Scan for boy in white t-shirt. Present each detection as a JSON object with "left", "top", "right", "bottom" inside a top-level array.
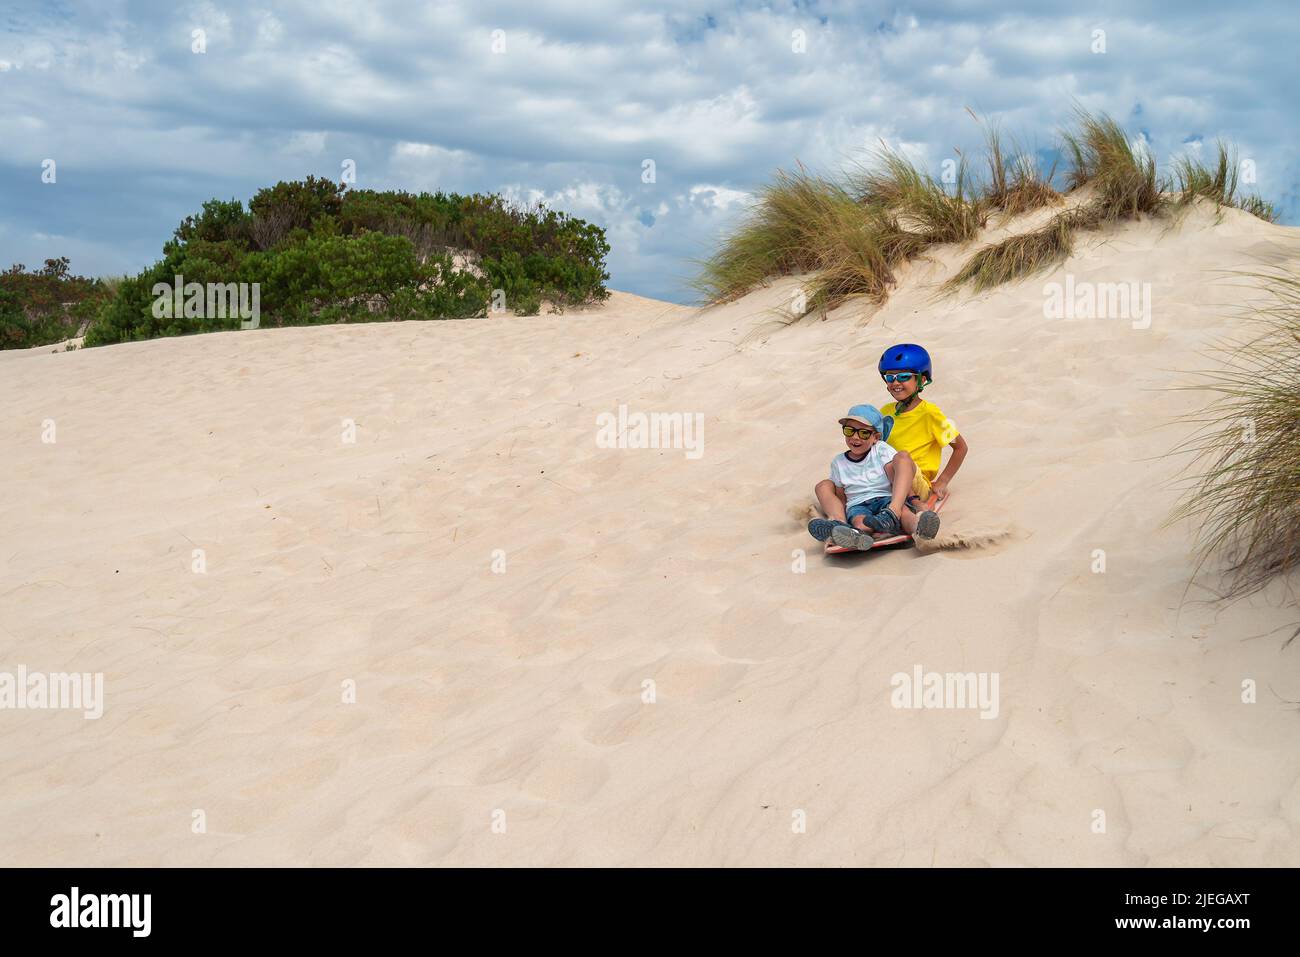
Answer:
[{"left": 807, "top": 404, "right": 940, "bottom": 549}]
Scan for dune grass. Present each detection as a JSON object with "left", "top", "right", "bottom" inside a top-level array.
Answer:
[
  {"left": 694, "top": 147, "right": 987, "bottom": 313},
  {"left": 691, "top": 165, "right": 848, "bottom": 305},
  {"left": 698, "top": 108, "right": 1279, "bottom": 309},
  {"left": 948, "top": 115, "right": 1278, "bottom": 296},
  {"left": 1173, "top": 141, "right": 1238, "bottom": 208},
  {"left": 690, "top": 165, "right": 912, "bottom": 310},
  {"left": 1061, "top": 109, "right": 1162, "bottom": 219},
  {"left": 1237, "top": 195, "right": 1279, "bottom": 222},
  {"left": 851, "top": 145, "right": 987, "bottom": 244},
  {"left": 1170, "top": 266, "right": 1300, "bottom": 608},
  {"left": 941, "top": 206, "right": 1090, "bottom": 293},
  {"left": 942, "top": 110, "right": 1166, "bottom": 294},
  {"left": 804, "top": 211, "right": 907, "bottom": 312},
  {"left": 1172, "top": 141, "right": 1278, "bottom": 222},
  {"left": 978, "top": 121, "right": 1062, "bottom": 217}
]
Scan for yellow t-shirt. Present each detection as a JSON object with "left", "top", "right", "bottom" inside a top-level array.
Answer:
[{"left": 880, "top": 399, "right": 957, "bottom": 480}]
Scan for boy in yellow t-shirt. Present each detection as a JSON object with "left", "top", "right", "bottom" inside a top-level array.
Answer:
[{"left": 877, "top": 343, "right": 968, "bottom": 503}]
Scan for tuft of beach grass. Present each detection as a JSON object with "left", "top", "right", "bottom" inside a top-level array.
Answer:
[
  {"left": 976, "top": 116, "right": 1062, "bottom": 218},
  {"left": 1172, "top": 140, "right": 1278, "bottom": 223},
  {"left": 697, "top": 108, "right": 1279, "bottom": 308},
  {"left": 1169, "top": 265, "right": 1300, "bottom": 605}
]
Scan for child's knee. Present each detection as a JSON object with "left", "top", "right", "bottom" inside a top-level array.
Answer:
[{"left": 815, "top": 478, "right": 835, "bottom": 495}]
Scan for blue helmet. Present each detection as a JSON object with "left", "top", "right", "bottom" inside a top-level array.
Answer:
[{"left": 878, "top": 343, "right": 933, "bottom": 384}]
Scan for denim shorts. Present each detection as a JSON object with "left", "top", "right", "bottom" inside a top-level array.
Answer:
[{"left": 846, "top": 496, "right": 893, "bottom": 523}]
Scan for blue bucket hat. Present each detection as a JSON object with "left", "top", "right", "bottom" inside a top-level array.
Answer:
[{"left": 838, "top": 404, "right": 893, "bottom": 442}]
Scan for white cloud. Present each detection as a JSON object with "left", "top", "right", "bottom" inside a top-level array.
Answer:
[
  {"left": 187, "top": 1, "right": 234, "bottom": 43},
  {"left": 256, "top": 11, "right": 284, "bottom": 45},
  {"left": 0, "top": 0, "right": 1295, "bottom": 301},
  {"left": 284, "top": 131, "right": 328, "bottom": 155},
  {"left": 687, "top": 184, "right": 751, "bottom": 211}
]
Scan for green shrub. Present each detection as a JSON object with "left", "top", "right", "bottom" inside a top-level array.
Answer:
[
  {"left": 0, "top": 287, "right": 67, "bottom": 348},
  {"left": 335, "top": 188, "right": 610, "bottom": 308},
  {"left": 338, "top": 189, "right": 470, "bottom": 253},
  {"left": 253, "top": 232, "right": 420, "bottom": 320},
  {"left": 249, "top": 176, "right": 345, "bottom": 235},
  {"left": 83, "top": 259, "right": 194, "bottom": 345},
  {"left": 0, "top": 259, "right": 112, "bottom": 349},
  {"left": 79, "top": 178, "right": 606, "bottom": 345},
  {"left": 508, "top": 285, "right": 544, "bottom": 316},
  {"left": 86, "top": 239, "right": 264, "bottom": 345},
  {"left": 169, "top": 199, "right": 252, "bottom": 250}
]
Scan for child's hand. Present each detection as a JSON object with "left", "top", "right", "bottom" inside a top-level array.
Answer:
[{"left": 931, "top": 478, "right": 950, "bottom": 500}]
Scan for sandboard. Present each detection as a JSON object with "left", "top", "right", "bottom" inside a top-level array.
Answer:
[{"left": 823, "top": 493, "right": 948, "bottom": 555}]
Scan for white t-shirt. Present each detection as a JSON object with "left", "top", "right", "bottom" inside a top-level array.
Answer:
[{"left": 829, "top": 441, "right": 897, "bottom": 506}]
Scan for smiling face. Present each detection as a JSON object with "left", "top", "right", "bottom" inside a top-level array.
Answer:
[
  {"left": 883, "top": 369, "right": 922, "bottom": 405},
  {"left": 842, "top": 421, "right": 878, "bottom": 455}
]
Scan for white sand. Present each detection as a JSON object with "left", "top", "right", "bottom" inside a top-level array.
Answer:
[{"left": 1, "top": 206, "right": 1298, "bottom": 866}]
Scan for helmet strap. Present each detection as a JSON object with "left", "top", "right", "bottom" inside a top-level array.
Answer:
[{"left": 897, "top": 377, "right": 924, "bottom": 411}]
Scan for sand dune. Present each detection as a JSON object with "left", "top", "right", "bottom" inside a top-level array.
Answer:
[{"left": 1, "top": 206, "right": 1298, "bottom": 866}]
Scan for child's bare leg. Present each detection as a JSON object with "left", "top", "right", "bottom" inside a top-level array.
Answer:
[
  {"left": 887, "top": 452, "right": 916, "bottom": 518},
  {"left": 814, "top": 480, "right": 848, "bottom": 522}
]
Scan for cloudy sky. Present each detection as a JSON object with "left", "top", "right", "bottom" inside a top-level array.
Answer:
[{"left": 2, "top": 1, "right": 1296, "bottom": 303}]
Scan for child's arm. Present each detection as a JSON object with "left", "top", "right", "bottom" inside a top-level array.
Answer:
[{"left": 931, "top": 433, "right": 968, "bottom": 498}]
